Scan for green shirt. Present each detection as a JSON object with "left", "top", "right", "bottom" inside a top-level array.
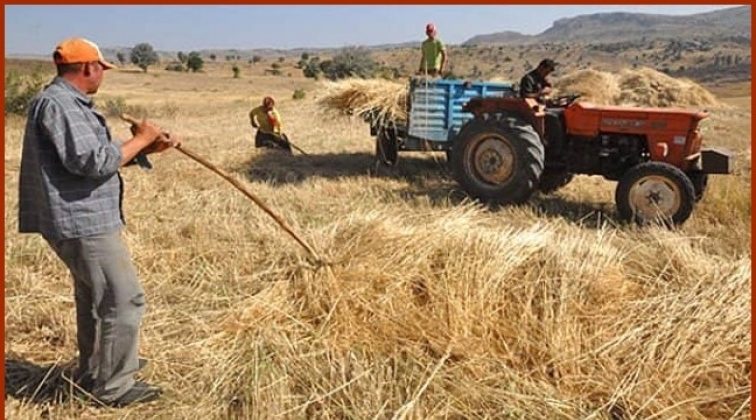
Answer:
[{"left": 421, "top": 37, "right": 446, "bottom": 71}]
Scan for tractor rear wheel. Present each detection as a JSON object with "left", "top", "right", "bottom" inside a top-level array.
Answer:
[
  {"left": 451, "top": 116, "right": 544, "bottom": 205},
  {"left": 615, "top": 162, "right": 696, "bottom": 226},
  {"left": 375, "top": 129, "right": 398, "bottom": 167}
]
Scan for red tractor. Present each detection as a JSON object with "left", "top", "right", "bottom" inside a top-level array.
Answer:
[{"left": 450, "top": 94, "right": 732, "bottom": 225}]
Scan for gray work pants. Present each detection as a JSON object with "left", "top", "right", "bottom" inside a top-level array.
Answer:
[{"left": 46, "top": 231, "right": 145, "bottom": 402}]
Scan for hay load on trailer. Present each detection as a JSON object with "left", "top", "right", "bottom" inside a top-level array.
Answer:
[{"left": 318, "top": 76, "right": 517, "bottom": 166}]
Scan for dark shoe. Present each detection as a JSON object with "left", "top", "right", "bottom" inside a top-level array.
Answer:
[
  {"left": 105, "top": 381, "right": 162, "bottom": 407},
  {"left": 74, "top": 358, "right": 148, "bottom": 393}
]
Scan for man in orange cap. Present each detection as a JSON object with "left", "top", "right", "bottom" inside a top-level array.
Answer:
[
  {"left": 249, "top": 96, "right": 292, "bottom": 153},
  {"left": 18, "top": 37, "right": 180, "bottom": 407},
  {"left": 418, "top": 23, "right": 447, "bottom": 77}
]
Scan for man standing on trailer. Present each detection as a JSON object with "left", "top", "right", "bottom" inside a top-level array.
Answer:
[{"left": 418, "top": 23, "right": 447, "bottom": 77}]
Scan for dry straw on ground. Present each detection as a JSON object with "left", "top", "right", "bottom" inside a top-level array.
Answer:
[
  {"left": 4, "top": 61, "right": 751, "bottom": 420},
  {"left": 553, "top": 67, "right": 723, "bottom": 108}
]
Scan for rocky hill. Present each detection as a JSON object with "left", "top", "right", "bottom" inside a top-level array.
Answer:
[{"left": 464, "top": 6, "right": 751, "bottom": 45}]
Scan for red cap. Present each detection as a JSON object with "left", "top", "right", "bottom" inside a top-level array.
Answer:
[
  {"left": 426, "top": 23, "right": 436, "bottom": 34},
  {"left": 53, "top": 37, "right": 116, "bottom": 70}
]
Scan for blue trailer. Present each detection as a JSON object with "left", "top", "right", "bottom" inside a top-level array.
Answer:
[{"left": 369, "top": 77, "right": 517, "bottom": 165}]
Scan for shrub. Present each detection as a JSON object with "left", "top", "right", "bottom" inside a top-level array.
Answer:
[
  {"left": 318, "top": 47, "right": 377, "bottom": 81},
  {"left": 232, "top": 65, "right": 241, "bottom": 78},
  {"left": 292, "top": 88, "right": 306, "bottom": 100},
  {"left": 5, "top": 70, "right": 45, "bottom": 116},
  {"left": 165, "top": 62, "right": 185, "bottom": 72},
  {"left": 185, "top": 52, "right": 204, "bottom": 73},
  {"left": 99, "top": 96, "right": 148, "bottom": 119}
]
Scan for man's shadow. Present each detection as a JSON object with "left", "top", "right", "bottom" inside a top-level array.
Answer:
[{"left": 5, "top": 355, "right": 85, "bottom": 404}]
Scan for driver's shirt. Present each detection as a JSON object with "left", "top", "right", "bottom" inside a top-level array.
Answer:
[{"left": 519, "top": 69, "right": 551, "bottom": 99}]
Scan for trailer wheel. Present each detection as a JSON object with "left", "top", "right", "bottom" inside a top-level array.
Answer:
[
  {"left": 615, "top": 162, "right": 696, "bottom": 226},
  {"left": 451, "top": 116, "right": 544, "bottom": 205},
  {"left": 375, "top": 129, "right": 398, "bottom": 167}
]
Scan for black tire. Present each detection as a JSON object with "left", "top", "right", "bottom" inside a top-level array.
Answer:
[
  {"left": 451, "top": 115, "right": 545, "bottom": 205},
  {"left": 375, "top": 129, "right": 398, "bottom": 167},
  {"left": 687, "top": 171, "right": 709, "bottom": 202},
  {"left": 615, "top": 162, "right": 696, "bottom": 226},
  {"left": 538, "top": 169, "right": 574, "bottom": 193}
]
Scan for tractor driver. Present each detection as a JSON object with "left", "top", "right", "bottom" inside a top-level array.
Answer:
[{"left": 519, "top": 59, "right": 558, "bottom": 102}]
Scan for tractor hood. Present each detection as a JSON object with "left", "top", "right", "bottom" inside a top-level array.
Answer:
[{"left": 564, "top": 101, "right": 709, "bottom": 137}]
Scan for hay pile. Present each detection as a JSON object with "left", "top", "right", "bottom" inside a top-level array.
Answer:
[
  {"left": 553, "top": 67, "right": 722, "bottom": 108},
  {"left": 316, "top": 78, "right": 408, "bottom": 124}
]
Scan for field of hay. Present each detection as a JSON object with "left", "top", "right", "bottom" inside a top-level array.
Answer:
[{"left": 4, "top": 60, "right": 751, "bottom": 420}]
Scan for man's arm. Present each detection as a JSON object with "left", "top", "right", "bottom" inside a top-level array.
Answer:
[
  {"left": 267, "top": 109, "right": 282, "bottom": 134},
  {"left": 438, "top": 40, "right": 447, "bottom": 74},
  {"left": 249, "top": 107, "right": 260, "bottom": 128},
  {"left": 38, "top": 99, "right": 158, "bottom": 176}
]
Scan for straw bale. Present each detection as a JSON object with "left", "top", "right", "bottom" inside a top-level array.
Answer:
[
  {"left": 316, "top": 78, "right": 408, "bottom": 124},
  {"left": 554, "top": 67, "right": 722, "bottom": 108}
]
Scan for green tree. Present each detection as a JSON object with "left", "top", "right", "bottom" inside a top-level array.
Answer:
[
  {"left": 130, "top": 43, "right": 159, "bottom": 72},
  {"left": 177, "top": 51, "right": 188, "bottom": 64},
  {"left": 186, "top": 52, "right": 204, "bottom": 72},
  {"left": 116, "top": 52, "right": 126, "bottom": 66},
  {"left": 302, "top": 57, "right": 321, "bottom": 79},
  {"left": 318, "top": 47, "right": 377, "bottom": 80}
]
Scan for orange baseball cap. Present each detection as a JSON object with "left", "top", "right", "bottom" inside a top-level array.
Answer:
[{"left": 53, "top": 37, "right": 116, "bottom": 70}]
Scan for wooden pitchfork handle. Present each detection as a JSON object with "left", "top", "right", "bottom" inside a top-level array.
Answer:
[{"left": 120, "top": 114, "right": 322, "bottom": 263}]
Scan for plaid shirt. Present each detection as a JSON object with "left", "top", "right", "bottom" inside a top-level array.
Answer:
[{"left": 18, "top": 77, "right": 126, "bottom": 240}]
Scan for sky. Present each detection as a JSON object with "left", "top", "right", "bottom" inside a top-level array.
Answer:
[{"left": 5, "top": 4, "right": 739, "bottom": 55}]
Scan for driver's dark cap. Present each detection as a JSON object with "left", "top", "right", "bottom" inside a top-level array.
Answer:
[{"left": 538, "top": 59, "right": 559, "bottom": 70}]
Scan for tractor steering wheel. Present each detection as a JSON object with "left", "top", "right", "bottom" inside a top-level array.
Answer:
[{"left": 549, "top": 93, "right": 581, "bottom": 107}]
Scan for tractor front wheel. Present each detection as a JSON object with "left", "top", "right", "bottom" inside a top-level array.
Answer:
[
  {"left": 451, "top": 116, "right": 544, "bottom": 205},
  {"left": 615, "top": 162, "right": 696, "bottom": 226},
  {"left": 687, "top": 170, "right": 709, "bottom": 202}
]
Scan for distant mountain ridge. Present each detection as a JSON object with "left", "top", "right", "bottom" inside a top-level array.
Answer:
[{"left": 464, "top": 5, "right": 751, "bottom": 45}]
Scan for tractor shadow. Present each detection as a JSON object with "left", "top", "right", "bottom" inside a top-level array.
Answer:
[
  {"left": 5, "top": 355, "right": 83, "bottom": 404},
  {"left": 240, "top": 149, "right": 624, "bottom": 229},
  {"left": 525, "top": 195, "right": 623, "bottom": 229},
  {"left": 240, "top": 149, "right": 454, "bottom": 189}
]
